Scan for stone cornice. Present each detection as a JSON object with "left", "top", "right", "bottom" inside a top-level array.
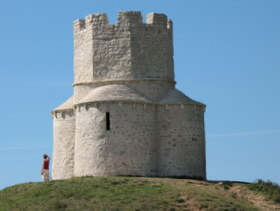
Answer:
[
  {"left": 51, "top": 101, "right": 206, "bottom": 115},
  {"left": 72, "top": 78, "right": 176, "bottom": 87}
]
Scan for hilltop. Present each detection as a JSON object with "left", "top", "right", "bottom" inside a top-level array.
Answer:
[{"left": 0, "top": 177, "right": 279, "bottom": 210}]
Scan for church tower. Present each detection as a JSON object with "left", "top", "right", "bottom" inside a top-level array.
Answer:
[{"left": 52, "top": 11, "right": 206, "bottom": 179}]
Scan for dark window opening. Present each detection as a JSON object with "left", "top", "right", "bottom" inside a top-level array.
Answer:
[{"left": 106, "top": 112, "right": 110, "bottom": 130}]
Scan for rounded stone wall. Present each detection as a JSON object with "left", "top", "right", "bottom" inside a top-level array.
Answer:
[
  {"left": 52, "top": 110, "right": 75, "bottom": 179},
  {"left": 157, "top": 104, "right": 206, "bottom": 179},
  {"left": 74, "top": 102, "right": 157, "bottom": 177}
]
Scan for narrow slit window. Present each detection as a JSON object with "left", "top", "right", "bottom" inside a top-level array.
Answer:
[{"left": 106, "top": 112, "right": 110, "bottom": 130}]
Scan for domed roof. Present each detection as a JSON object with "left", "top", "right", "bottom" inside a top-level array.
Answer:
[
  {"left": 53, "top": 96, "right": 74, "bottom": 111},
  {"left": 159, "top": 88, "right": 204, "bottom": 105},
  {"left": 76, "top": 85, "right": 151, "bottom": 105}
]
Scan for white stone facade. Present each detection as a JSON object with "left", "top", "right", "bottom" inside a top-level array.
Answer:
[{"left": 52, "top": 11, "right": 206, "bottom": 180}]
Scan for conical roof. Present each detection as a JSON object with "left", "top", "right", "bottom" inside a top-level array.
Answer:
[
  {"left": 76, "top": 85, "right": 151, "bottom": 105},
  {"left": 159, "top": 88, "right": 204, "bottom": 105},
  {"left": 53, "top": 96, "right": 74, "bottom": 111}
]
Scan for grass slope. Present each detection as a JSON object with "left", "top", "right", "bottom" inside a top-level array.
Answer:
[
  {"left": 247, "top": 179, "right": 280, "bottom": 203},
  {"left": 0, "top": 177, "right": 277, "bottom": 210}
]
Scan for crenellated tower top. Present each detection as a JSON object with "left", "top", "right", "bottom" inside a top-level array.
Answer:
[
  {"left": 73, "top": 11, "right": 172, "bottom": 31},
  {"left": 73, "top": 11, "right": 174, "bottom": 86}
]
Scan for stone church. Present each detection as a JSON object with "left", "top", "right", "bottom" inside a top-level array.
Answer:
[{"left": 52, "top": 11, "right": 206, "bottom": 180}]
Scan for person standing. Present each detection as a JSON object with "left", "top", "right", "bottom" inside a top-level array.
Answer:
[{"left": 41, "top": 154, "right": 51, "bottom": 181}]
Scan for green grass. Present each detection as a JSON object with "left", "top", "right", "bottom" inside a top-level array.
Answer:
[
  {"left": 0, "top": 177, "right": 263, "bottom": 210},
  {"left": 177, "top": 180, "right": 257, "bottom": 211},
  {"left": 246, "top": 179, "right": 280, "bottom": 204}
]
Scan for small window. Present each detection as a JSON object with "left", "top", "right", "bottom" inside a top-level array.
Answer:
[{"left": 106, "top": 112, "right": 110, "bottom": 130}]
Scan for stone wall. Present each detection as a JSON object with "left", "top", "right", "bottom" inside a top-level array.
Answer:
[
  {"left": 52, "top": 110, "right": 75, "bottom": 179},
  {"left": 74, "top": 102, "right": 157, "bottom": 177},
  {"left": 157, "top": 104, "right": 206, "bottom": 179},
  {"left": 131, "top": 13, "right": 174, "bottom": 80},
  {"left": 73, "top": 19, "right": 93, "bottom": 83}
]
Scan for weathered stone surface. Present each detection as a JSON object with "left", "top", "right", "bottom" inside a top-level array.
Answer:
[
  {"left": 52, "top": 111, "right": 75, "bottom": 179},
  {"left": 76, "top": 84, "right": 152, "bottom": 105},
  {"left": 52, "top": 11, "right": 206, "bottom": 180},
  {"left": 74, "top": 103, "right": 157, "bottom": 176},
  {"left": 159, "top": 88, "right": 198, "bottom": 104},
  {"left": 157, "top": 104, "right": 206, "bottom": 178}
]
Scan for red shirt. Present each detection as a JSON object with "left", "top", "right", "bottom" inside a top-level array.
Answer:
[{"left": 43, "top": 159, "right": 49, "bottom": 170}]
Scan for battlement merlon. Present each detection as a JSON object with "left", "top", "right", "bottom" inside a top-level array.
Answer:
[
  {"left": 73, "top": 19, "right": 86, "bottom": 31},
  {"left": 117, "top": 11, "right": 142, "bottom": 26},
  {"left": 146, "top": 13, "right": 167, "bottom": 27},
  {"left": 73, "top": 11, "right": 173, "bottom": 31},
  {"left": 85, "top": 13, "right": 108, "bottom": 27}
]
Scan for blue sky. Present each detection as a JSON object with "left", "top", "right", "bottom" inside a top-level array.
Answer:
[{"left": 0, "top": 0, "right": 279, "bottom": 189}]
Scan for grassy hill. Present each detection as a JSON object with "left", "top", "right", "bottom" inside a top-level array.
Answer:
[{"left": 0, "top": 177, "right": 279, "bottom": 211}]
